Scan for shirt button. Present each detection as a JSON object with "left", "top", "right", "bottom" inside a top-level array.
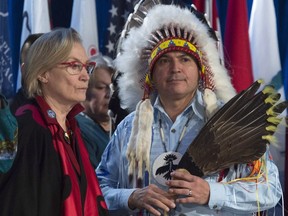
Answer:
[
  {"left": 171, "top": 129, "right": 176, "bottom": 133},
  {"left": 213, "top": 205, "right": 218, "bottom": 209}
]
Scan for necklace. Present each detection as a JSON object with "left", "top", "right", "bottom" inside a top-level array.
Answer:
[
  {"left": 152, "top": 111, "right": 194, "bottom": 185},
  {"left": 158, "top": 112, "right": 194, "bottom": 152},
  {"left": 63, "top": 130, "right": 73, "bottom": 145}
]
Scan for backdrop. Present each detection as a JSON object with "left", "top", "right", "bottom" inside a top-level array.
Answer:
[{"left": 1, "top": 0, "right": 288, "bottom": 214}]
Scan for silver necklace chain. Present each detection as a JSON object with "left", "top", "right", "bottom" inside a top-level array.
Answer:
[{"left": 158, "top": 111, "right": 194, "bottom": 152}]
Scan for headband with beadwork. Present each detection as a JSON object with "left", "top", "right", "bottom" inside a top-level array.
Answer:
[{"left": 148, "top": 38, "right": 204, "bottom": 72}]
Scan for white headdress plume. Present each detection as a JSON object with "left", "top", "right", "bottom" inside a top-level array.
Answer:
[{"left": 115, "top": 1, "right": 236, "bottom": 186}]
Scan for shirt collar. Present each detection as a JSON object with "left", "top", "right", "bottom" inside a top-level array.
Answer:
[{"left": 153, "top": 89, "right": 206, "bottom": 121}]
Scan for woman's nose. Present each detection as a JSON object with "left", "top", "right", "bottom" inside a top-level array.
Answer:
[
  {"left": 105, "top": 85, "right": 112, "bottom": 97},
  {"left": 80, "top": 70, "right": 90, "bottom": 81}
]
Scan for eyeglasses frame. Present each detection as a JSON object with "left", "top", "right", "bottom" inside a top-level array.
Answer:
[{"left": 59, "top": 61, "right": 96, "bottom": 75}]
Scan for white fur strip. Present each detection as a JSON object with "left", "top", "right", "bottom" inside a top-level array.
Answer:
[
  {"left": 126, "top": 100, "right": 142, "bottom": 180},
  {"left": 135, "top": 99, "right": 154, "bottom": 180}
]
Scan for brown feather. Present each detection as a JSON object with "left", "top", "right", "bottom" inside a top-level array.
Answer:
[{"left": 177, "top": 80, "right": 288, "bottom": 177}]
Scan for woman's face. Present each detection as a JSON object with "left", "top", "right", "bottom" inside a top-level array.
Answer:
[
  {"left": 85, "top": 68, "right": 112, "bottom": 119},
  {"left": 40, "top": 42, "right": 90, "bottom": 107}
]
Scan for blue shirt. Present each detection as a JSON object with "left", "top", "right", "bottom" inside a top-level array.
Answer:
[
  {"left": 76, "top": 112, "right": 110, "bottom": 169},
  {"left": 96, "top": 91, "right": 282, "bottom": 215}
]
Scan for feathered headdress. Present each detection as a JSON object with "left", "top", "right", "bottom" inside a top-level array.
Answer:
[{"left": 115, "top": 1, "right": 236, "bottom": 185}]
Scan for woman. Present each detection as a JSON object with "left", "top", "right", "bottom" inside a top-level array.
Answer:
[
  {"left": 76, "top": 54, "right": 115, "bottom": 169},
  {"left": 0, "top": 28, "right": 109, "bottom": 216}
]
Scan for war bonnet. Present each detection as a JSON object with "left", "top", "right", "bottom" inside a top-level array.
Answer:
[
  {"left": 115, "top": 3, "right": 236, "bottom": 116},
  {"left": 114, "top": 1, "right": 236, "bottom": 184}
]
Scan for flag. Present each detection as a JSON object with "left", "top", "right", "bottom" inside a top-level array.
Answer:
[
  {"left": 249, "top": 1, "right": 286, "bottom": 214},
  {"left": 192, "top": 0, "right": 205, "bottom": 12},
  {"left": 284, "top": 48, "right": 288, "bottom": 215},
  {"left": 249, "top": 0, "right": 282, "bottom": 86},
  {"left": 275, "top": 0, "right": 288, "bottom": 100},
  {"left": 192, "top": 0, "right": 225, "bottom": 65},
  {"left": 17, "top": 0, "right": 51, "bottom": 90},
  {"left": 70, "top": 0, "right": 98, "bottom": 58},
  {"left": 275, "top": 0, "right": 288, "bottom": 212},
  {"left": 193, "top": 0, "right": 219, "bottom": 29},
  {"left": 0, "top": 0, "right": 14, "bottom": 99},
  {"left": 96, "top": 0, "right": 136, "bottom": 58},
  {"left": 224, "top": 0, "right": 254, "bottom": 93}
]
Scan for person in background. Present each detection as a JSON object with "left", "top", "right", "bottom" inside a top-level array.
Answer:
[
  {"left": 0, "top": 28, "right": 108, "bottom": 216},
  {"left": 76, "top": 53, "right": 115, "bottom": 169},
  {"left": 10, "top": 33, "right": 43, "bottom": 114},
  {"left": 96, "top": 2, "right": 282, "bottom": 216},
  {"left": 0, "top": 93, "right": 17, "bottom": 173}
]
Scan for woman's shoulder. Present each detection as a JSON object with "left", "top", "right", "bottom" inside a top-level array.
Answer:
[{"left": 15, "top": 100, "right": 48, "bottom": 129}]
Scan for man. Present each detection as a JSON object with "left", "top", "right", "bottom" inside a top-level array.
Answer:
[
  {"left": 10, "top": 33, "right": 43, "bottom": 114},
  {"left": 96, "top": 2, "right": 282, "bottom": 215}
]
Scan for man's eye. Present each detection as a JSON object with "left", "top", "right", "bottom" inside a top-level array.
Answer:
[
  {"left": 158, "top": 58, "right": 169, "bottom": 64},
  {"left": 181, "top": 57, "right": 190, "bottom": 62}
]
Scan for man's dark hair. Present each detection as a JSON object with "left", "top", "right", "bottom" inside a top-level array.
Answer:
[{"left": 20, "top": 33, "right": 44, "bottom": 64}]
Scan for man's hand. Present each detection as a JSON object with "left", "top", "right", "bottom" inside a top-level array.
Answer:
[
  {"left": 128, "top": 184, "right": 176, "bottom": 216},
  {"left": 166, "top": 170, "right": 210, "bottom": 205}
]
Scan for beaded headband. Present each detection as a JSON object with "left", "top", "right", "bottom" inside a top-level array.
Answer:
[{"left": 148, "top": 38, "right": 204, "bottom": 73}]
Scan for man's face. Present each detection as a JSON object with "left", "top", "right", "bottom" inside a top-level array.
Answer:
[{"left": 152, "top": 51, "right": 200, "bottom": 103}]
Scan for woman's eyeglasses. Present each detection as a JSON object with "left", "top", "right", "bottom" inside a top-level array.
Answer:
[{"left": 59, "top": 61, "right": 96, "bottom": 75}]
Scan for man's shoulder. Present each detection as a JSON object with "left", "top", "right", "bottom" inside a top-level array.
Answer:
[{"left": 117, "top": 111, "right": 135, "bottom": 127}]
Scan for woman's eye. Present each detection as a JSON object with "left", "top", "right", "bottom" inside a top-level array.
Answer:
[{"left": 71, "top": 63, "right": 82, "bottom": 70}]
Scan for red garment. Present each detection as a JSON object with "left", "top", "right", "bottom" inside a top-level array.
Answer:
[{"left": 0, "top": 96, "right": 109, "bottom": 216}]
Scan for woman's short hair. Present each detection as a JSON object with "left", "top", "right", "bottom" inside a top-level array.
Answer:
[
  {"left": 23, "top": 28, "right": 82, "bottom": 98},
  {"left": 86, "top": 54, "right": 115, "bottom": 100}
]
